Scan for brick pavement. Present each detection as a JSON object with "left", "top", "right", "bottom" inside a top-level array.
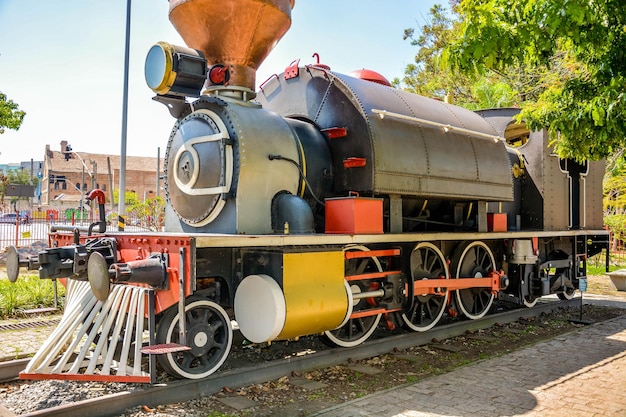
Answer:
[
  {"left": 0, "top": 315, "right": 59, "bottom": 361},
  {"left": 311, "top": 313, "right": 626, "bottom": 417},
  {"left": 0, "top": 267, "right": 60, "bottom": 361}
]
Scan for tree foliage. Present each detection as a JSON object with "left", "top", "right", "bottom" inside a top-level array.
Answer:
[
  {"left": 0, "top": 173, "right": 7, "bottom": 203},
  {"left": 0, "top": 169, "right": 39, "bottom": 203},
  {"left": 604, "top": 149, "right": 626, "bottom": 246},
  {"left": 109, "top": 190, "right": 164, "bottom": 231},
  {"left": 127, "top": 197, "right": 165, "bottom": 231},
  {"left": 443, "top": 0, "right": 626, "bottom": 160},
  {"left": 394, "top": 4, "right": 534, "bottom": 110},
  {"left": 112, "top": 189, "right": 140, "bottom": 206},
  {"left": 394, "top": 5, "right": 474, "bottom": 102},
  {"left": 0, "top": 92, "right": 25, "bottom": 134}
]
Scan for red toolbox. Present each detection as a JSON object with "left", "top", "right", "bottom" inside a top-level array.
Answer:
[
  {"left": 487, "top": 213, "right": 507, "bottom": 232},
  {"left": 325, "top": 195, "right": 383, "bottom": 234}
]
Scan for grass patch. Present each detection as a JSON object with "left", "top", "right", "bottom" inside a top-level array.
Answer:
[
  {"left": 405, "top": 375, "right": 419, "bottom": 383},
  {"left": 587, "top": 264, "right": 623, "bottom": 275},
  {"left": 307, "top": 392, "right": 326, "bottom": 400},
  {"left": 0, "top": 274, "right": 65, "bottom": 318},
  {"left": 587, "top": 251, "right": 625, "bottom": 275}
]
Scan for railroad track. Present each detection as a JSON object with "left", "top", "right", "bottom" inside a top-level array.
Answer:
[
  {"left": 0, "top": 358, "right": 30, "bottom": 383},
  {"left": 4, "top": 298, "right": 578, "bottom": 417}
]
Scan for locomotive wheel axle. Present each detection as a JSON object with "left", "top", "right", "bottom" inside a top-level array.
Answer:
[
  {"left": 346, "top": 271, "right": 508, "bottom": 320},
  {"left": 410, "top": 272, "right": 507, "bottom": 295}
]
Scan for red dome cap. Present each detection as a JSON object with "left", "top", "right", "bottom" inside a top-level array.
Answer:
[{"left": 348, "top": 69, "right": 391, "bottom": 86}]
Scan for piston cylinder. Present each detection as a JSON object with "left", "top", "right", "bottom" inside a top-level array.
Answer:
[{"left": 110, "top": 257, "right": 168, "bottom": 288}]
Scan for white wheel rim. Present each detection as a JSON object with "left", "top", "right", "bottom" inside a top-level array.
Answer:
[
  {"left": 163, "top": 300, "right": 233, "bottom": 379},
  {"left": 454, "top": 241, "right": 496, "bottom": 320},
  {"left": 402, "top": 242, "right": 449, "bottom": 332},
  {"left": 324, "top": 245, "right": 382, "bottom": 347}
]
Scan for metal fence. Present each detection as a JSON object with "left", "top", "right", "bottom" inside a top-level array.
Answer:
[{"left": 0, "top": 209, "right": 146, "bottom": 252}]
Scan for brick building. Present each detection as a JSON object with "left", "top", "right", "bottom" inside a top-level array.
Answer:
[{"left": 42, "top": 141, "right": 163, "bottom": 208}]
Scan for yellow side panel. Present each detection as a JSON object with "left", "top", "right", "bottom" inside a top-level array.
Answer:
[{"left": 279, "top": 251, "right": 347, "bottom": 339}]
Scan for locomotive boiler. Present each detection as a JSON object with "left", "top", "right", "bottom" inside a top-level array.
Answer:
[{"left": 6, "top": 0, "right": 609, "bottom": 383}]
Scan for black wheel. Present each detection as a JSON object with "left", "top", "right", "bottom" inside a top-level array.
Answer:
[
  {"left": 156, "top": 298, "right": 233, "bottom": 379},
  {"left": 402, "top": 242, "right": 449, "bottom": 331},
  {"left": 509, "top": 265, "right": 539, "bottom": 307},
  {"left": 550, "top": 266, "right": 576, "bottom": 300},
  {"left": 523, "top": 294, "right": 539, "bottom": 307},
  {"left": 557, "top": 285, "right": 576, "bottom": 300},
  {"left": 453, "top": 241, "right": 496, "bottom": 320},
  {"left": 323, "top": 246, "right": 382, "bottom": 347}
]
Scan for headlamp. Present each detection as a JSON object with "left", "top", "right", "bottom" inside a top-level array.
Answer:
[{"left": 145, "top": 41, "right": 207, "bottom": 97}]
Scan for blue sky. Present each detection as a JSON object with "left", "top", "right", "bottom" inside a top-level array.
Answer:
[{"left": 0, "top": 0, "right": 440, "bottom": 165}]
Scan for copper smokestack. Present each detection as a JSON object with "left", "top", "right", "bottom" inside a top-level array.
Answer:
[{"left": 169, "top": 0, "right": 294, "bottom": 91}]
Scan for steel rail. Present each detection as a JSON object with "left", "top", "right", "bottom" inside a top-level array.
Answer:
[
  {"left": 17, "top": 298, "right": 578, "bottom": 417},
  {"left": 0, "top": 358, "right": 30, "bottom": 383}
]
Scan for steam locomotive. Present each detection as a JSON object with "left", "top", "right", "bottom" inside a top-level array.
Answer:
[{"left": 6, "top": 0, "right": 608, "bottom": 383}]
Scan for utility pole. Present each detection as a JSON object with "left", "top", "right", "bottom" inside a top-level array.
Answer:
[
  {"left": 90, "top": 160, "right": 97, "bottom": 190},
  {"left": 107, "top": 157, "right": 115, "bottom": 212},
  {"left": 81, "top": 164, "right": 85, "bottom": 214},
  {"left": 155, "top": 147, "right": 160, "bottom": 199},
  {"left": 30, "top": 158, "right": 33, "bottom": 212},
  {"left": 118, "top": 0, "right": 131, "bottom": 231}
]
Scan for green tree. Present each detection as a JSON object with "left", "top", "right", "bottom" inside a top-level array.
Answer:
[
  {"left": 443, "top": 0, "right": 626, "bottom": 160},
  {"left": 395, "top": 4, "right": 527, "bottom": 110},
  {"left": 128, "top": 197, "right": 165, "bottom": 231},
  {"left": 394, "top": 4, "right": 475, "bottom": 102},
  {"left": 603, "top": 150, "right": 626, "bottom": 250},
  {"left": 108, "top": 190, "right": 164, "bottom": 231},
  {"left": 0, "top": 92, "right": 25, "bottom": 134},
  {"left": 112, "top": 189, "right": 140, "bottom": 206},
  {"left": 0, "top": 172, "right": 8, "bottom": 203},
  {"left": 7, "top": 169, "right": 37, "bottom": 186},
  {"left": 0, "top": 169, "right": 39, "bottom": 204}
]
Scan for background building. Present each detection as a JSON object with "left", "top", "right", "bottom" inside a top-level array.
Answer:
[{"left": 42, "top": 141, "right": 163, "bottom": 209}]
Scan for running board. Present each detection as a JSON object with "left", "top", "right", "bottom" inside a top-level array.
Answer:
[{"left": 20, "top": 280, "right": 155, "bottom": 383}]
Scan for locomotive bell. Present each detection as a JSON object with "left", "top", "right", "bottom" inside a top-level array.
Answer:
[{"left": 168, "top": 0, "right": 294, "bottom": 90}]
